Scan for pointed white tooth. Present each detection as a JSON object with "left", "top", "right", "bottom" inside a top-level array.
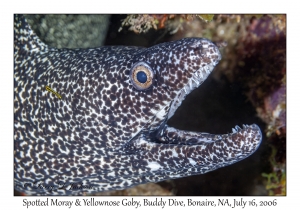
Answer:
[
  {"left": 232, "top": 128, "right": 237, "bottom": 133},
  {"left": 189, "top": 80, "right": 193, "bottom": 89},
  {"left": 235, "top": 125, "right": 242, "bottom": 130},
  {"left": 187, "top": 85, "right": 190, "bottom": 92},
  {"left": 192, "top": 77, "right": 199, "bottom": 85}
]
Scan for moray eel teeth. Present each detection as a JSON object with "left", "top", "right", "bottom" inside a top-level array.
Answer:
[{"left": 14, "top": 15, "right": 262, "bottom": 195}]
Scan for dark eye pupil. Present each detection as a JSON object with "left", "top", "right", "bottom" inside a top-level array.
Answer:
[{"left": 137, "top": 71, "right": 147, "bottom": 83}]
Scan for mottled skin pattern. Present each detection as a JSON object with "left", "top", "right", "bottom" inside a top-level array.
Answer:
[{"left": 14, "top": 15, "right": 262, "bottom": 195}]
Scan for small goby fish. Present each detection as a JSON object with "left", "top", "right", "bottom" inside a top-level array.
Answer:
[{"left": 14, "top": 15, "right": 262, "bottom": 195}]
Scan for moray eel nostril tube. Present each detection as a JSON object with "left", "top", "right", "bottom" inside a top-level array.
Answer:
[{"left": 14, "top": 15, "right": 262, "bottom": 195}]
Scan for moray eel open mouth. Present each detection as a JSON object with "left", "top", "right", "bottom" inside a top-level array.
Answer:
[
  {"left": 124, "top": 38, "right": 262, "bottom": 179},
  {"left": 14, "top": 15, "right": 262, "bottom": 195}
]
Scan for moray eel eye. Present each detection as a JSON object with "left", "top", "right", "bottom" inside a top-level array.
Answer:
[
  {"left": 137, "top": 71, "right": 147, "bottom": 83},
  {"left": 130, "top": 61, "right": 154, "bottom": 90}
]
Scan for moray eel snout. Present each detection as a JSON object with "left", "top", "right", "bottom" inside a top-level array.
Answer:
[{"left": 14, "top": 15, "right": 262, "bottom": 195}]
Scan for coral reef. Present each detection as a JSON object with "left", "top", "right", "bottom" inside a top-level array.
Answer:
[
  {"left": 118, "top": 14, "right": 214, "bottom": 34},
  {"left": 119, "top": 15, "right": 158, "bottom": 33},
  {"left": 234, "top": 16, "right": 286, "bottom": 196}
]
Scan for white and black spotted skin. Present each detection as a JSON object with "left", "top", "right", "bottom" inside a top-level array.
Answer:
[{"left": 14, "top": 15, "right": 262, "bottom": 195}]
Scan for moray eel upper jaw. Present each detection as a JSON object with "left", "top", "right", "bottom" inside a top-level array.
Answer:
[
  {"left": 125, "top": 38, "right": 222, "bottom": 142},
  {"left": 166, "top": 38, "right": 222, "bottom": 119}
]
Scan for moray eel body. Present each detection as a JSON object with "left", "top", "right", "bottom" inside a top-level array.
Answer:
[{"left": 14, "top": 15, "right": 262, "bottom": 195}]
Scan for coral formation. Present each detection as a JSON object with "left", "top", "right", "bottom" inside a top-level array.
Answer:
[
  {"left": 119, "top": 15, "right": 158, "bottom": 33},
  {"left": 234, "top": 16, "right": 286, "bottom": 195},
  {"left": 118, "top": 14, "right": 214, "bottom": 34}
]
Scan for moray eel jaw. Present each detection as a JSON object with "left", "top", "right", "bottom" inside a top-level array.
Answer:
[
  {"left": 125, "top": 38, "right": 222, "bottom": 143},
  {"left": 121, "top": 38, "right": 262, "bottom": 190},
  {"left": 14, "top": 15, "right": 262, "bottom": 195},
  {"left": 168, "top": 53, "right": 220, "bottom": 119}
]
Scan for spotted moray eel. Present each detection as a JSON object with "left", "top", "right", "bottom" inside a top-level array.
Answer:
[{"left": 14, "top": 15, "right": 262, "bottom": 195}]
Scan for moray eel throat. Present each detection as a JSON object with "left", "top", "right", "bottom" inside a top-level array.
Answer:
[{"left": 14, "top": 15, "right": 262, "bottom": 195}]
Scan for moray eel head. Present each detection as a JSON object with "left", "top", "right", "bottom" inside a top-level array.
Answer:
[
  {"left": 122, "top": 38, "right": 262, "bottom": 180},
  {"left": 123, "top": 38, "right": 223, "bottom": 149},
  {"left": 14, "top": 15, "right": 262, "bottom": 195}
]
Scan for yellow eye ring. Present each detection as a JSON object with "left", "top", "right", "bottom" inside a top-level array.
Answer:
[{"left": 130, "top": 61, "right": 154, "bottom": 90}]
